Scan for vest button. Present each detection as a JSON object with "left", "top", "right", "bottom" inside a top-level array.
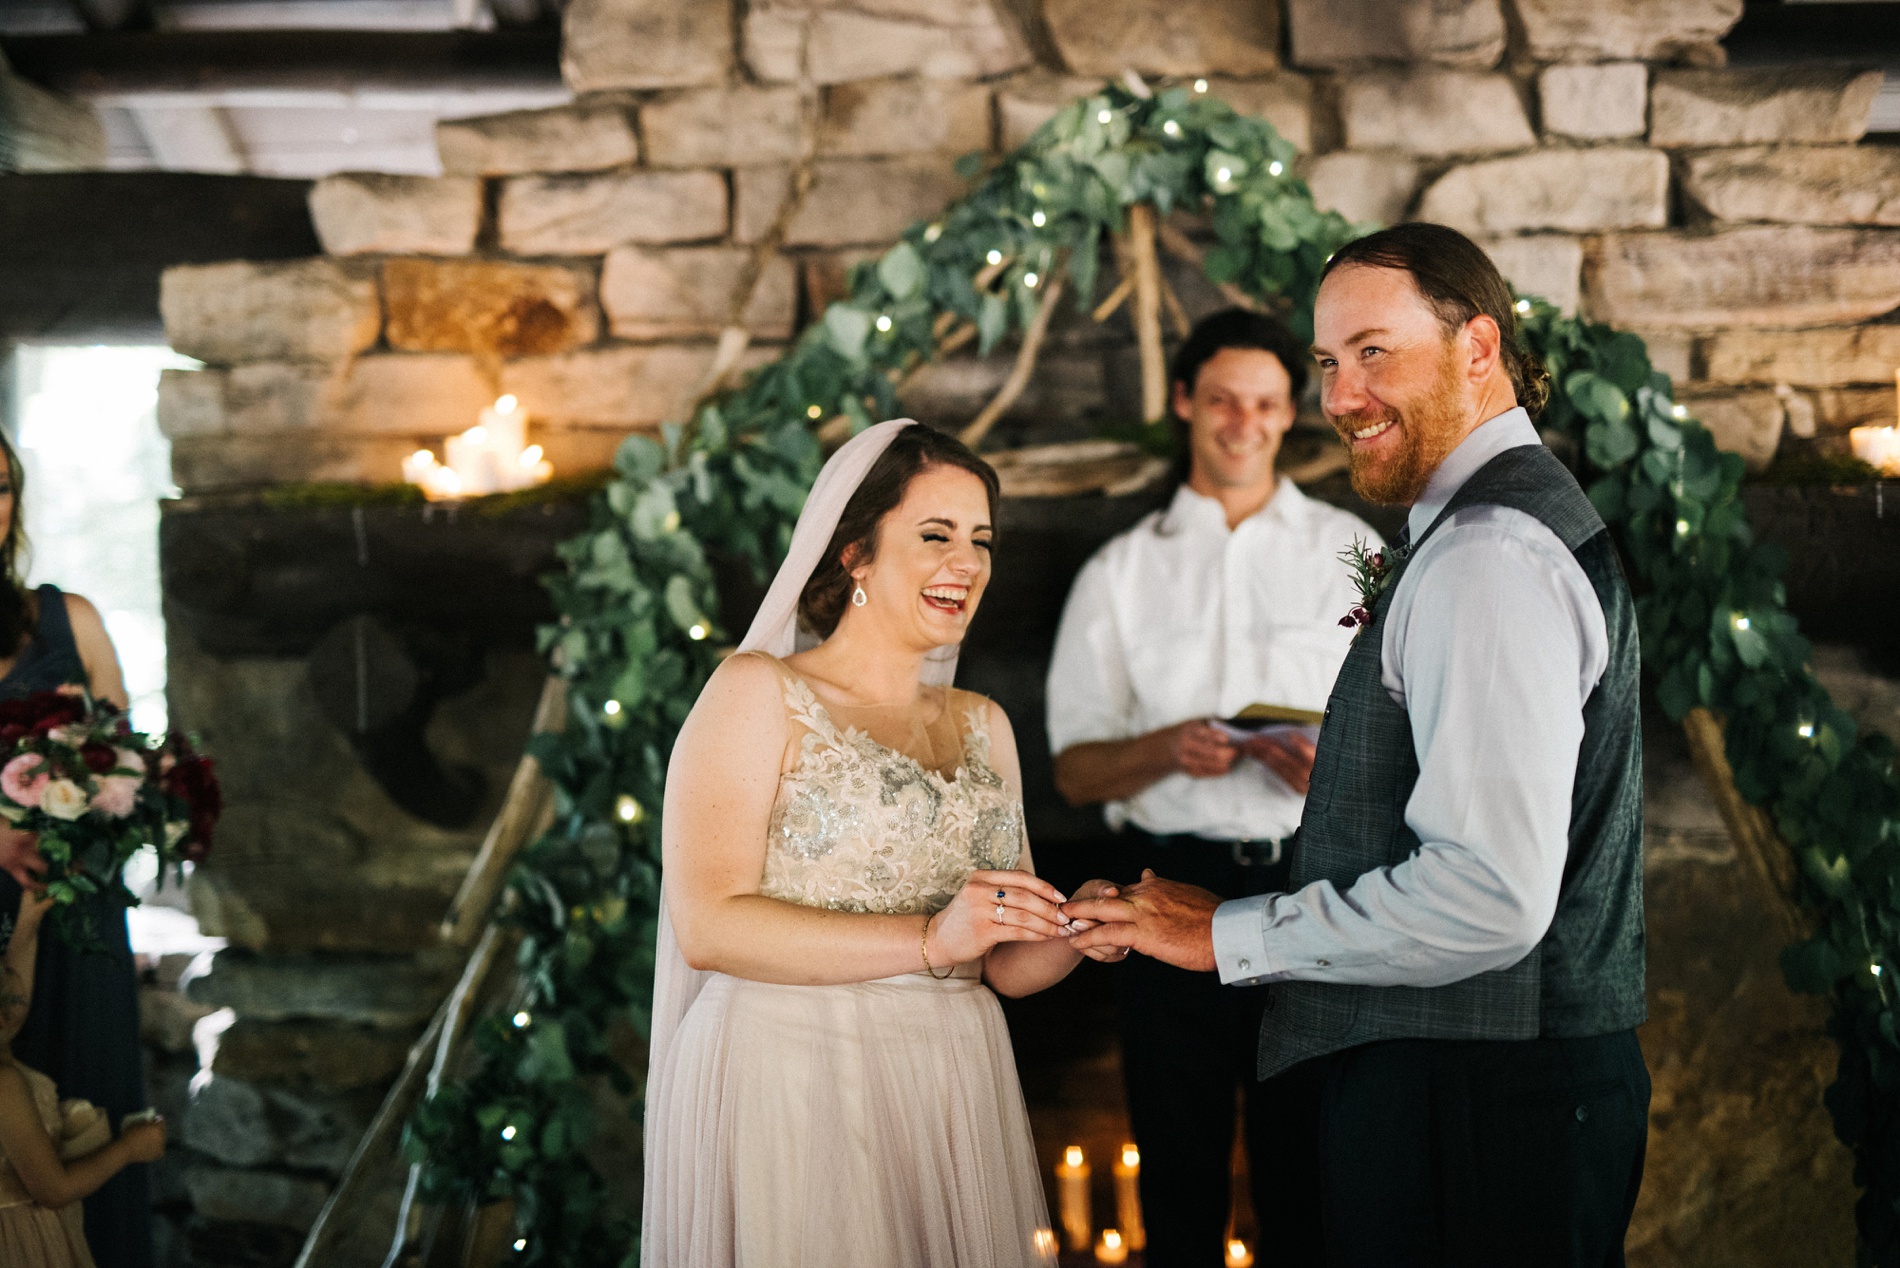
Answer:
[{"left": 1575, "top": 1105, "right": 1590, "bottom": 1123}]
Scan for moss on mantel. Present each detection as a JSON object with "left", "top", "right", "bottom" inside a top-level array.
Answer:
[{"left": 165, "top": 471, "right": 615, "bottom": 517}]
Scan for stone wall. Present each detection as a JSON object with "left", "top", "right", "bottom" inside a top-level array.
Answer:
[
  {"left": 155, "top": 0, "right": 1900, "bottom": 491},
  {"left": 151, "top": 1, "right": 1898, "bottom": 1263}
]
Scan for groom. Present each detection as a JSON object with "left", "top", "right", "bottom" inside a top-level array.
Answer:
[{"left": 1066, "top": 222, "right": 1650, "bottom": 1266}]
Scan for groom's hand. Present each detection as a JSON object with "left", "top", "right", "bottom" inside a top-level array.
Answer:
[{"left": 1062, "top": 869, "right": 1221, "bottom": 972}]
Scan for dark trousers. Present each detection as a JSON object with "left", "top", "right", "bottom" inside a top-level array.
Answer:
[
  {"left": 1116, "top": 831, "right": 1326, "bottom": 1268},
  {"left": 1318, "top": 1029, "right": 1651, "bottom": 1268}
]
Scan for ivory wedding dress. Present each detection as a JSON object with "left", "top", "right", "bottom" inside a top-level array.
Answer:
[{"left": 640, "top": 655, "right": 1058, "bottom": 1268}]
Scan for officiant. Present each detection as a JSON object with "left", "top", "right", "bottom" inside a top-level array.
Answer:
[{"left": 1044, "top": 309, "right": 1378, "bottom": 1266}]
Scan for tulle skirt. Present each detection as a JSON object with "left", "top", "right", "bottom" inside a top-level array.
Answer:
[
  {"left": 642, "top": 962, "right": 1058, "bottom": 1268},
  {"left": 0, "top": 1201, "right": 94, "bottom": 1268}
]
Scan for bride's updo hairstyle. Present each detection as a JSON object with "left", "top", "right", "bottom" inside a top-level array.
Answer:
[{"left": 797, "top": 424, "right": 1001, "bottom": 640}]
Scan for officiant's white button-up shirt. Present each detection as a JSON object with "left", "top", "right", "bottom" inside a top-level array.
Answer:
[
  {"left": 1211, "top": 408, "right": 1612, "bottom": 988},
  {"left": 1045, "top": 478, "right": 1378, "bottom": 842}
]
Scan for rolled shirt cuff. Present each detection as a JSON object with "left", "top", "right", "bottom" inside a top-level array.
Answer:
[{"left": 1212, "top": 894, "right": 1281, "bottom": 986}]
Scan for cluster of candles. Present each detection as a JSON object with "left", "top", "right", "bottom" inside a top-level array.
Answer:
[
  {"left": 401, "top": 394, "right": 554, "bottom": 500},
  {"left": 1845, "top": 374, "right": 1900, "bottom": 477},
  {"left": 1052, "top": 1143, "right": 1255, "bottom": 1265}
]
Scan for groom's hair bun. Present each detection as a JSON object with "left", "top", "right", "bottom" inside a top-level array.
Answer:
[
  {"left": 1321, "top": 223, "right": 1551, "bottom": 418},
  {"left": 798, "top": 424, "right": 1002, "bottom": 640}
]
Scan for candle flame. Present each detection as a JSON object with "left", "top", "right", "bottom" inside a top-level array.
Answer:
[
  {"left": 495, "top": 394, "right": 519, "bottom": 414},
  {"left": 466, "top": 426, "right": 488, "bottom": 445},
  {"left": 1226, "top": 1238, "right": 1255, "bottom": 1267},
  {"left": 520, "top": 444, "right": 545, "bottom": 468},
  {"left": 1032, "top": 1229, "right": 1057, "bottom": 1254},
  {"left": 1064, "top": 1146, "right": 1084, "bottom": 1167},
  {"left": 1102, "top": 1230, "right": 1122, "bottom": 1250},
  {"left": 1120, "top": 1143, "right": 1139, "bottom": 1167}
]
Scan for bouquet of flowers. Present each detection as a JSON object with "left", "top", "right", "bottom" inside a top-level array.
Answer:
[{"left": 0, "top": 686, "right": 220, "bottom": 946}]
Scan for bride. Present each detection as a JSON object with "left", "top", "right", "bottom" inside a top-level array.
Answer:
[{"left": 642, "top": 419, "right": 1115, "bottom": 1267}]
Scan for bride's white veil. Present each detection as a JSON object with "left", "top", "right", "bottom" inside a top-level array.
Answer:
[{"left": 643, "top": 418, "right": 960, "bottom": 1163}]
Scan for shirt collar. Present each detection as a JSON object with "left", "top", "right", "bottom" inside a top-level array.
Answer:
[
  {"left": 1405, "top": 406, "right": 1539, "bottom": 542},
  {"left": 1161, "top": 477, "right": 1307, "bottom": 537}
]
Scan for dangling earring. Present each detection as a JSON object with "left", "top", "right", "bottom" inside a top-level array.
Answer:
[{"left": 851, "top": 583, "right": 868, "bottom": 607}]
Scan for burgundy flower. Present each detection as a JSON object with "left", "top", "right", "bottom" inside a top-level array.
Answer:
[
  {"left": 80, "top": 742, "right": 116, "bottom": 775},
  {"left": 1370, "top": 552, "right": 1385, "bottom": 570},
  {"left": 0, "top": 690, "right": 85, "bottom": 738},
  {"left": 162, "top": 751, "right": 221, "bottom": 852},
  {"left": 1339, "top": 605, "right": 1373, "bottom": 629}
]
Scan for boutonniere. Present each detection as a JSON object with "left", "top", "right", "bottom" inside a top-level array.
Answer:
[{"left": 1338, "top": 536, "right": 1406, "bottom": 630}]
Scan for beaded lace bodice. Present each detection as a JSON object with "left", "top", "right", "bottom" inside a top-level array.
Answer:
[{"left": 761, "top": 670, "right": 1025, "bottom": 916}]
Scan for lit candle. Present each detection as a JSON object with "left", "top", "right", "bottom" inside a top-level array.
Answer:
[
  {"left": 1056, "top": 1145, "right": 1091, "bottom": 1252},
  {"left": 1851, "top": 424, "right": 1900, "bottom": 476},
  {"left": 1113, "top": 1142, "right": 1144, "bottom": 1251},
  {"left": 1225, "top": 1237, "right": 1256, "bottom": 1267},
  {"left": 1095, "top": 1228, "right": 1128, "bottom": 1265},
  {"left": 1031, "top": 1228, "right": 1058, "bottom": 1261}
]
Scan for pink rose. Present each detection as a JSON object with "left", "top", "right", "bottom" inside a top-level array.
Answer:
[
  {"left": 89, "top": 775, "right": 140, "bottom": 818},
  {"left": 1, "top": 754, "right": 49, "bottom": 808},
  {"left": 113, "top": 748, "right": 145, "bottom": 776}
]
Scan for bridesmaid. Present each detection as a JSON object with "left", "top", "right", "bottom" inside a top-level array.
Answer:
[{"left": 0, "top": 430, "right": 152, "bottom": 1268}]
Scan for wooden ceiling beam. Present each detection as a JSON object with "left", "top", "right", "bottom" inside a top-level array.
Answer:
[
  {"left": 0, "top": 171, "right": 318, "bottom": 341},
  {"left": 0, "top": 28, "right": 560, "bottom": 99}
]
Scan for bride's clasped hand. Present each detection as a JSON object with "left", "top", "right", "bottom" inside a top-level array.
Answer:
[{"left": 924, "top": 870, "right": 1128, "bottom": 968}]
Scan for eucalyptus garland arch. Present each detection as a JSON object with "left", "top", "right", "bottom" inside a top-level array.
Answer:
[{"left": 404, "top": 81, "right": 1900, "bottom": 1266}]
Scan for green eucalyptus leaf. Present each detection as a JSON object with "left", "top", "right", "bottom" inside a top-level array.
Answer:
[
  {"left": 977, "top": 292, "right": 1008, "bottom": 354},
  {"left": 824, "top": 305, "right": 873, "bottom": 361},
  {"left": 613, "top": 435, "right": 664, "bottom": 484},
  {"left": 629, "top": 485, "right": 679, "bottom": 541},
  {"left": 1585, "top": 419, "right": 1640, "bottom": 468},
  {"left": 1566, "top": 370, "right": 1631, "bottom": 425},
  {"left": 877, "top": 242, "right": 926, "bottom": 300},
  {"left": 663, "top": 574, "right": 705, "bottom": 634}
]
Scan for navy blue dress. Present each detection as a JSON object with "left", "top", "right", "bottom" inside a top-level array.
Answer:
[{"left": 0, "top": 584, "right": 152, "bottom": 1268}]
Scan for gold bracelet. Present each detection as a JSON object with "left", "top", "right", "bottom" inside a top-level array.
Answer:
[{"left": 920, "top": 912, "right": 952, "bottom": 980}]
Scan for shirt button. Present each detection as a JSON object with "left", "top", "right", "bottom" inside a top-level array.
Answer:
[
  {"left": 1237, "top": 958, "right": 1251, "bottom": 973},
  {"left": 1316, "top": 958, "right": 1330, "bottom": 967}
]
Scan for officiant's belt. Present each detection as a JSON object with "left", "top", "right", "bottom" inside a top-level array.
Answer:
[{"left": 1142, "top": 829, "right": 1290, "bottom": 868}]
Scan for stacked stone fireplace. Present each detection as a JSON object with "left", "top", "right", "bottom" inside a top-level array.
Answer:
[{"left": 145, "top": 0, "right": 1900, "bottom": 1264}]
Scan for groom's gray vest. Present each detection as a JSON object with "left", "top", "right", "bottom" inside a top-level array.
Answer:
[{"left": 1257, "top": 443, "right": 1646, "bottom": 1080}]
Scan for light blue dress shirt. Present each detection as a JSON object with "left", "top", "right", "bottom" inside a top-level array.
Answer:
[{"left": 1210, "top": 408, "right": 1612, "bottom": 988}]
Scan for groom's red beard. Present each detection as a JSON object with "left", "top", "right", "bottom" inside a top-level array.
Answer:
[{"left": 1330, "top": 347, "right": 1470, "bottom": 506}]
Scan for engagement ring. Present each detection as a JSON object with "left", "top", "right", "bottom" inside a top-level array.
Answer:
[{"left": 995, "top": 889, "right": 1007, "bottom": 900}]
